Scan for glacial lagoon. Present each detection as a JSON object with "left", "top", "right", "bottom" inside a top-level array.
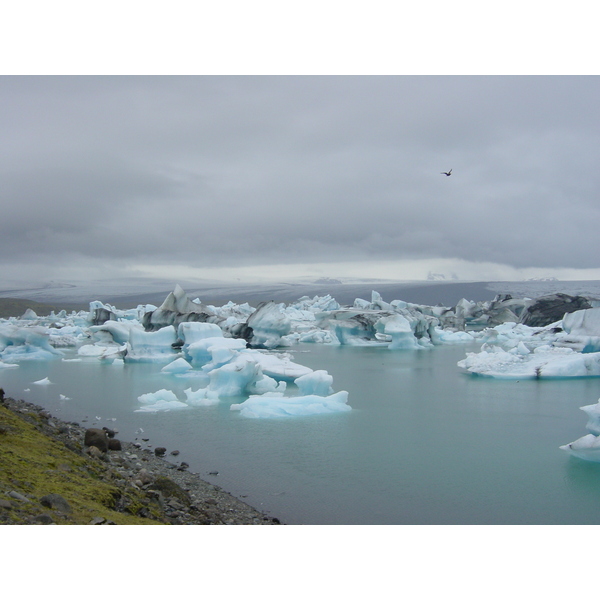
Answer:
[{"left": 3, "top": 340, "right": 600, "bottom": 524}]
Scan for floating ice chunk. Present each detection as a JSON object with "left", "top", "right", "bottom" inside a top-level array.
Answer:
[
  {"left": 247, "top": 374, "right": 287, "bottom": 395},
  {"left": 178, "top": 322, "right": 223, "bottom": 346},
  {"left": 59, "top": 394, "right": 71, "bottom": 400},
  {"left": 580, "top": 400, "right": 600, "bottom": 436},
  {"left": 184, "top": 387, "right": 220, "bottom": 406},
  {"left": 377, "top": 315, "right": 420, "bottom": 350},
  {"left": 562, "top": 308, "right": 600, "bottom": 337},
  {"left": 186, "top": 337, "right": 246, "bottom": 369},
  {"left": 0, "top": 324, "right": 64, "bottom": 362},
  {"left": 297, "top": 329, "right": 335, "bottom": 344},
  {"left": 295, "top": 370, "right": 334, "bottom": 396},
  {"left": 246, "top": 301, "right": 292, "bottom": 348},
  {"left": 126, "top": 326, "right": 178, "bottom": 363},
  {"left": 458, "top": 345, "right": 600, "bottom": 379},
  {"left": 513, "top": 342, "right": 531, "bottom": 355},
  {"left": 246, "top": 350, "right": 313, "bottom": 381},
  {"left": 431, "top": 328, "right": 476, "bottom": 344},
  {"left": 230, "top": 391, "right": 351, "bottom": 418},
  {"left": 77, "top": 343, "right": 125, "bottom": 361},
  {"left": 0, "top": 361, "right": 19, "bottom": 369},
  {"left": 89, "top": 321, "right": 142, "bottom": 345},
  {"left": 161, "top": 357, "right": 193, "bottom": 374},
  {"left": 208, "top": 356, "right": 262, "bottom": 396},
  {"left": 560, "top": 433, "right": 600, "bottom": 462},
  {"left": 32, "top": 377, "right": 52, "bottom": 385},
  {"left": 20, "top": 308, "right": 38, "bottom": 320},
  {"left": 77, "top": 344, "right": 108, "bottom": 357},
  {"left": 136, "top": 389, "right": 189, "bottom": 412}
]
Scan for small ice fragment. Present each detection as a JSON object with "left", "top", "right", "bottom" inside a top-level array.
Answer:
[{"left": 32, "top": 377, "right": 52, "bottom": 385}]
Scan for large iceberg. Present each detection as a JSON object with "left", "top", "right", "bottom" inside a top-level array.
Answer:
[
  {"left": 125, "top": 326, "right": 179, "bottom": 363},
  {"left": 230, "top": 391, "right": 351, "bottom": 419},
  {"left": 458, "top": 307, "right": 600, "bottom": 379},
  {"left": 244, "top": 301, "right": 292, "bottom": 348},
  {"left": 142, "top": 284, "right": 215, "bottom": 332},
  {"left": 458, "top": 344, "right": 600, "bottom": 379},
  {"left": 0, "top": 324, "right": 64, "bottom": 362}
]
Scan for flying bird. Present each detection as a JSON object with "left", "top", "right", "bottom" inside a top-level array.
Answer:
[{"left": 441, "top": 169, "right": 452, "bottom": 176}]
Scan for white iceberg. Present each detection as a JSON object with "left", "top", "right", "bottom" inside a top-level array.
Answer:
[
  {"left": 185, "top": 336, "right": 246, "bottom": 369},
  {"left": 458, "top": 344, "right": 600, "bottom": 379},
  {"left": 0, "top": 324, "right": 64, "bottom": 362},
  {"left": 183, "top": 387, "right": 220, "bottom": 406},
  {"left": 208, "top": 356, "right": 262, "bottom": 397},
  {"left": 246, "top": 301, "right": 292, "bottom": 348},
  {"left": 161, "top": 357, "right": 193, "bottom": 374},
  {"left": 230, "top": 390, "right": 351, "bottom": 418},
  {"left": 125, "top": 326, "right": 178, "bottom": 363},
  {"left": 294, "top": 370, "right": 334, "bottom": 396},
  {"left": 135, "top": 388, "right": 190, "bottom": 412}
]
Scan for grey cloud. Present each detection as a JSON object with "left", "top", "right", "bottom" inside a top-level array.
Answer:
[{"left": 1, "top": 75, "right": 600, "bottom": 278}]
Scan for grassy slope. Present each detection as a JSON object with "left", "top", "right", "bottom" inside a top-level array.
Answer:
[{"left": 0, "top": 404, "right": 162, "bottom": 524}]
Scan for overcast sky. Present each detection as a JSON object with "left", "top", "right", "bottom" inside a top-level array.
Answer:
[{"left": 1, "top": 75, "right": 600, "bottom": 285}]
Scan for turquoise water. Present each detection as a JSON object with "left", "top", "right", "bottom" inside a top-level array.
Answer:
[{"left": 2, "top": 342, "right": 600, "bottom": 524}]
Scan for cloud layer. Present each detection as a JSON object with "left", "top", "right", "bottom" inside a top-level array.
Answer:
[{"left": 2, "top": 76, "right": 599, "bottom": 282}]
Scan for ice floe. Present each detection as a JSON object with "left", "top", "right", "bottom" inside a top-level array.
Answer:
[{"left": 560, "top": 398, "right": 600, "bottom": 462}]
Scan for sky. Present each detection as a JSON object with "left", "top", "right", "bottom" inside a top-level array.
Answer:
[{"left": 2, "top": 8, "right": 600, "bottom": 287}]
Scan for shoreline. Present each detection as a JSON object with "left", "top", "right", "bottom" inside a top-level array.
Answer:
[{"left": 0, "top": 394, "right": 281, "bottom": 525}]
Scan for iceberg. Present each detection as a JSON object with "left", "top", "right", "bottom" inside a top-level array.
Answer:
[
  {"left": 294, "top": 370, "right": 334, "bottom": 396},
  {"left": 560, "top": 398, "right": 600, "bottom": 462},
  {"left": 458, "top": 344, "right": 600, "bottom": 379},
  {"left": 161, "top": 357, "right": 193, "bottom": 374},
  {"left": 136, "top": 389, "right": 190, "bottom": 412},
  {"left": 89, "top": 320, "right": 143, "bottom": 345},
  {"left": 557, "top": 307, "right": 600, "bottom": 352},
  {"left": 230, "top": 390, "right": 351, "bottom": 418},
  {"left": 185, "top": 336, "right": 247, "bottom": 369},
  {"left": 376, "top": 314, "right": 421, "bottom": 349},
  {"left": 208, "top": 355, "right": 262, "bottom": 396},
  {"left": 183, "top": 387, "right": 220, "bottom": 406},
  {"left": 245, "top": 301, "right": 292, "bottom": 348},
  {"left": 125, "top": 325, "right": 178, "bottom": 363},
  {"left": 580, "top": 400, "right": 600, "bottom": 436},
  {"left": 245, "top": 350, "right": 312, "bottom": 381},
  {"left": 178, "top": 321, "right": 223, "bottom": 346},
  {"left": 142, "top": 284, "right": 214, "bottom": 332},
  {"left": 559, "top": 400, "right": 600, "bottom": 462},
  {"left": 0, "top": 324, "right": 64, "bottom": 362}
]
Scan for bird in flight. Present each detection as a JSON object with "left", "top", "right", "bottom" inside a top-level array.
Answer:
[{"left": 441, "top": 169, "right": 452, "bottom": 176}]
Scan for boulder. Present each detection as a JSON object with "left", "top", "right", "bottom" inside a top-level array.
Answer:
[
  {"left": 108, "top": 438, "right": 122, "bottom": 451},
  {"left": 40, "top": 493, "right": 71, "bottom": 514},
  {"left": 84, "top": 428, "right": 109, "bottom": 452},
  {"left": 150, "top": 477, "right": 192, "bottom": 505}
]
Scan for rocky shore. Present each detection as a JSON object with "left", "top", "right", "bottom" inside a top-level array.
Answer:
[{"left": 0, "top": 391, "right": 281, "bottom": 525}]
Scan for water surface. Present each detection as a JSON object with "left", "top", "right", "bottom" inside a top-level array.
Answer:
[{"left": 2, "top": 342, "right": 600, "bottom": 524}]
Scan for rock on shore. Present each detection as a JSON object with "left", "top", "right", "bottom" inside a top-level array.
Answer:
[{"left": 0, "top": 393, "right": 281, "bottom": 525}]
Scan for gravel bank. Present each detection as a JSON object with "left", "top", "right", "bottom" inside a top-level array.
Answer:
[{"left": 0, "top": 394, "right": 281, "bottom": 525}]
